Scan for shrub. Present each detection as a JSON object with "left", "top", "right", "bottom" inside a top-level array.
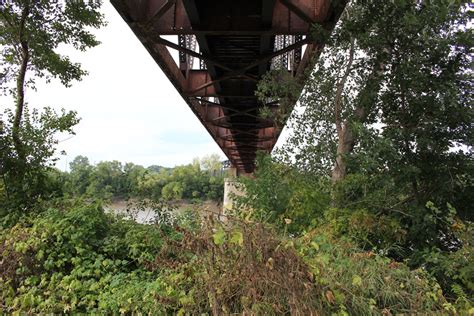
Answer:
[
  {"left": 142, "top": 218, "right": 450, "bottom": 314},
  {"left": 297, "top": 229, "right": 449, "bottom": 315},
  {"left": 0, "top": 202, "right": 169, "bottom": 313},
  {"left": 0, "top": 203, "right": 463, "bottom": 314},
  {"left": 420, "top": 221, "right": 474, "bottom": 310}
]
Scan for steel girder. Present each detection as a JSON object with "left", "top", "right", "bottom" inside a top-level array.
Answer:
[{"left": 111, "top": 0, "right": 347, "bottom": 173}]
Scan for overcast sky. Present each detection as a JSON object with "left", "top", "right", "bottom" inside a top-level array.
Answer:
[{"left": 1, "top": 2, "right": 292, "bottom": 171}]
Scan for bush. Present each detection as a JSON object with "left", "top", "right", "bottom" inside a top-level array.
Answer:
[
  {"left": 0, "top": 202, "right": 171, "bottom": 313},
  {"left": 0, "top": 202, "right": 466, "bottom": 314},
  {"left": 143, "top": 218, "right": 450, "bottom": 314},
  {"left": 234, "top": 154, "right": 331, "bottom": 234},
  {"left": 420, "top": 221, "right": 474, "bottom": 309},
  {"left": 297, "top": 229, "right": 449, "bottom": 314}
]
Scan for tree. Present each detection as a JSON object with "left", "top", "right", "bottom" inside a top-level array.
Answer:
[
  {"left": 0, "top": 0, "right": 105, "bottom": 207},
  {"left": 86, "top": 161, "right": 125, "bottom": 199},
  {"left": 161, "top": 181, "right": 184, "bottom": 201},
  {"left": 200, "top": 154, "right": 222, "bottom": 176},
  {"left": 0, "top": 106, "right": 79, "bottom": 208},
  {"left": 137, "top": 171, "right": 165, "bottom": 199},
  {"left": 59, "top": 156, "right": 225, "bottom": 202},
  {"left": 261, "top": 0, "right": 471, "bottom": 185},
  {"left": 69, "top": 155, "right": 93, "bottom": 196},
  {"left": 255, "top": 0, "right": 472, "bottom": 261},
  {"left": 123, "top": 162, "right": 146, "bottom": 197}
]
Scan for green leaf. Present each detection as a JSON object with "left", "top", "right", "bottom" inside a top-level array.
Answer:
[
  {"left": 352, "top": 275, "right": 362, "bottom": 287},
  {"left": 230, "top": 230, "right": 243, "bottom": 246},
  {"left": 213, "top": 228, "right": 226, "bottom": 246}
]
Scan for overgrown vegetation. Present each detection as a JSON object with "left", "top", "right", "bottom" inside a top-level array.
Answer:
[
  {"left": 1, "top": 0, "right": 472, "bottom": 314},
  {"left": 236, "top": 154, "right": 473, "bottom": 311},
  {"left": 0, "top": 203, "right": 455, "bottom": 314},
  {"left": 239, "top": 0, "right": 474, "bottom": 311}
]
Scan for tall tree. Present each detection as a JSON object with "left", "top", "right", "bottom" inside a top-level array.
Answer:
[
  {"left": 263, "top": 0, "right": 472, "bottom": 187},
  {"left": 0, "top": 0, "right": 105, "bottom": 206},
  {"left": 257, "top": 0, "right": 472, "bottom": 249},
  {"left": 200, "top": 154, "right": 223, "bottom": 176},
  {"left": 69, "top": 155, "right": 93, "bottom": 195}
]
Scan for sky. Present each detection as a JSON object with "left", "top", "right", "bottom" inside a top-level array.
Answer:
[
  {"left": 1, "top": 2, "right": 293, "bottom": 171},
  {"left": 0, "top": 2, "right": 284, "bottom": 171}
]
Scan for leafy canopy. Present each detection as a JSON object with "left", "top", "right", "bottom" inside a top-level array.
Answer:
[{"left": 0, "top": 0, "right": 106, "bottom": 90}]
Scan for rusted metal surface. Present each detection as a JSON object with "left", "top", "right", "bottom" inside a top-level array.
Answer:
[{"left": 111, "top": 0, "right": 347, "bottom": 173}]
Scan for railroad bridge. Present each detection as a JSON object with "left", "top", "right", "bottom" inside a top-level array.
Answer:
[{"left": 112, "top": 0, "right": 346, "bottom": 174}]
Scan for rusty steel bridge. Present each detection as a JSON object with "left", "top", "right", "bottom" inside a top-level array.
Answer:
[{"left": 112, "top": 0, "right": 346, "bottom": 174}]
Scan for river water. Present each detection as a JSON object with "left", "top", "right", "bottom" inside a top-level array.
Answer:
[{"left": 105, "top": 200, "right": 221, "bottom": 224}]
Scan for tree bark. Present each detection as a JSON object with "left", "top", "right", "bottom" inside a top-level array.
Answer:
[
  {"left": 331, "top": 38, "right": 355, "bottom": 184},
  {"left": 12, "top": 45, "right": 29, "bottom": 158},
  {"left": 331, "top": 44, "right": 389, "bottom": 184},
  {"left": 11, "top": 1, "right": 30, "bottom": 160},
  {"left": 9, "top": 1, "right": 30, "bottom": 197},
  {"left": 332, "top": 122, "right": 355, "bottom": 182}
]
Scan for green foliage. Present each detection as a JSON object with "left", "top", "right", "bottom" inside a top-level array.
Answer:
[
  {"left": 248, "top": 0, "right": 472, "bottom": 308},
  {"left": 161, "top": 181, "right": 185, "bottom": 201},
  {"left": 234, "top": 153, "right": 331, "bottom": 234},
  {"left": 256, "top": 68, "right": 303, "bottom": 127},
  {"left": 234, "top": 154, "right": 293, "bottom": 223},
  {"left": 0, "top": 0, "right": 105, "bottom": 89},
  {"left": 0, "top": 201, "right": 174, "bottom": 313},
  {"left": 85, "top": 160, "right": 128, "bottom": 200},
  {"left": 0, "top": 0, "right": 105, "bottom": 215},
  {"left": 296, "top": 229, "right": 451, "bottom": 315},
  {"left": 323, "top": 207, "right": 407, "bottom": 252},
  {"left": 420, "top": 221, "right": 474, "bottom": 309},
  {"left": 238, "top": 153, "right": 473, "bottom": 307},
  {"left": 0, "top": 106, "right": 79, "bottom": 213},
  {"left": 0, "top": 1, "right": 471, "bottom": 314},
  {"left": 62, "top": 155, "right": 225, "bottom": 202},
  {"left": 67, "top": 155, "right": 93, "bottom": 196},
  {"left": 0, "top": 201, "right": 467, "bottom": 314}
]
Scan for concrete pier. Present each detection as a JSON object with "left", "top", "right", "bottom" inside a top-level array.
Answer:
[
  {"left": 221, "top": 167, "right": 252, "bottom": 220},
  {"left": 223, "top": 177, "right": 245, "bottom": 212}
]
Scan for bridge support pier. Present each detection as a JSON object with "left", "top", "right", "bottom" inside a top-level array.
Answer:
[{"left": 222, "top": 167, "right": 249, "bottom": 220}]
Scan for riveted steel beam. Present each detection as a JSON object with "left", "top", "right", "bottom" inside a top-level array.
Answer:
[{"left": 111, "top": 0, "right": 348, "bottom": 172}]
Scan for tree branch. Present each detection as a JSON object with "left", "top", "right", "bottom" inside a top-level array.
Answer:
[
  {"left": 334, "top": 37, "right": 355, "bottom": 134},
  {"left": 0, "top": 9, "right": 14, "bottom": 28},
  {"left": 353, "top": 47, "right": 390, "bottom": 123}
]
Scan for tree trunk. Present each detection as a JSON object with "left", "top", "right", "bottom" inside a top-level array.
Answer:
[
  {"left": 12, "top": 45, "right": 29, "bottom": 158},
  {"left": 10, "top": 1, "right": 30, "bottom": 196},
  {"left": 331, "top": 121, "right": 356, "bottom": 183},
  {"left": 331, "top": 38, "right": 355, "bottom": 184},
  {"left": 12, "top": 1, "right": 30, "bottom": 158},
  {"left": 330, "top": 50, "right": 388, "bottom": 184}
]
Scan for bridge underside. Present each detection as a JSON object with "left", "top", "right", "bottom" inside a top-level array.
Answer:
[{"left": 112, "top": 0, "right": 346, "bottom": 173}]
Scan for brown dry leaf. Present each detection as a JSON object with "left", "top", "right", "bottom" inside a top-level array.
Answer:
[
  {"left": 266, "top": 257, "right": 274, "bottom": 270},
  {"left": 388, "top": 261, "right": 400, "bottom": 269},
  {"left": 325, "top": 290, "right": 335, "bottom": 304}
]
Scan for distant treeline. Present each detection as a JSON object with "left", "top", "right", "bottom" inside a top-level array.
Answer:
[{"left": 58, "top": 154, "right": 225, "bottom": 201}]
